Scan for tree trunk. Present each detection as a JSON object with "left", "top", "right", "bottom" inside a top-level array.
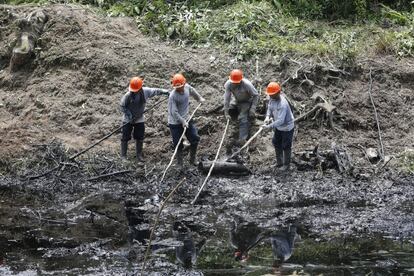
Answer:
[{"left": 10, "top": 10, "right": 47, "bottom": 71}]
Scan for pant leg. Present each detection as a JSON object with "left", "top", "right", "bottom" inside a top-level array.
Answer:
[
  {"left": 226, "top": 104, "right": 239, "bottom": 153},
  {"left": 132, "top": 122, "right": 145, "bottom": 141},
  {"left": 281, "top": 128, "right": 294, "bottom": 150},
  {"left": 272, "top": 128, "right": 283, "bottom": 152},
  {"left": 185, "top": 120, "right": 200, "bottom": 146},
  {"left": 122, "top": 123, "right": 134, "bottom": 142},
  {"left": 238, "top": 103, "right": 251, "bottom": 141},
  {"left": 169, "top": 124, "right": 185, "bottom": 150}
]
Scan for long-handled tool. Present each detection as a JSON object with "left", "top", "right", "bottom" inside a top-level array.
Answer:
[
  {"left": 191, "top": 118, "right": 229, "bottom": 205},
  {"left": 27, "top": 97, "right": 169, "bottom": 180},
  {"left": 159, "top": 102, "right": 202, "bottom": 183}
]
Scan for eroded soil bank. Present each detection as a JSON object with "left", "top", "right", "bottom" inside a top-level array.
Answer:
[{"left": 0, "top": 3, "right": 413, "bottom": 275}]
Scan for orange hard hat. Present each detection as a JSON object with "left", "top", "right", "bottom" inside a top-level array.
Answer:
[
  {"left": 266, "top": 82, "right": 281, "bottom": 95},
  {"left": 229, "top": 69, "right": 243, "bottom": 84},
  {"left": 172, "top": 73, "right": 186, "bottom": 88},
  {"left": 129, "top": 77, "right": 143, "bottom": 92}
]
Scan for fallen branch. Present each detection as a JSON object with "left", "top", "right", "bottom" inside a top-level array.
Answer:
[
  {"left": 192, "top": 119, "right": 229, "bottom": 205},
  {"left": 142, "top": 178, "right": 186, "bottom": 270},
  {"left": 87, "top": 170, "right": 132, "bottom": 181},
  {"left": 368, "top": 68, "right": 385, "bottom": 160}
]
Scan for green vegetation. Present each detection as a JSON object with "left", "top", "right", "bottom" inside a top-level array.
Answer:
[
  {"left": 4, "top": 0, "right": 414, "bottom": 61},
  {"left": 398, "top": 150, "right": 414, "bottom": 174}
]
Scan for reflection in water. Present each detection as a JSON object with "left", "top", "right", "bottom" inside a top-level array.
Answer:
[
  {"left": 270, "top": 225, "right": 299, "bottom": 267},
  {"left": 173, "top": 221, "right": 205, "bottom": 268},
  {"left": 229, "top": 218, "right": 271, "bottom": 261}
]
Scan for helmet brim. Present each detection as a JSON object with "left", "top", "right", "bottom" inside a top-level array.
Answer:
[
  {"left": 229, "top": 77, "right": 242, "bottom": 84},
  {"left": 129, "top": 87, "right": 141, "bottom": 92},
  {"left": 173, "top": 84, "right": 185, "bottom": 89},
  {"left": 267, "top": 90, "right": 281, "bottom": 95}
]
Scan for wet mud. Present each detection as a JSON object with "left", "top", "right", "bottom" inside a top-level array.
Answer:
[{"left": 0, "top": 3, "right": 413, "bottom": 275}]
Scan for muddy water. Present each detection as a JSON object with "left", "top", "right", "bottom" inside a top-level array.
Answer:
[
  {"left": 0, "top": 170, "right": 413, "bottom": 275},
  {"left": 1, "top": 232, "right": 413, "bottom": 275}
]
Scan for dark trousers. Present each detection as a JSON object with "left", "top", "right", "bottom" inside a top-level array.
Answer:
[
  {"left": 169, "top": 121, "right": 200, "bottom": 150},
  {"left": 272, "top": 128, "right": 294, "bottom": 151},
  {"left": 122, "top": 122, "right": 145, "bottom": 142}
]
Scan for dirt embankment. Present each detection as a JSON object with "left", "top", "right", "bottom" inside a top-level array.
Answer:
[
  {"left": 0, "top": 4, "right": 412, "bottom": 167},
  {"left": 0, "top": 4, "right": 413, "bottom": 275}
]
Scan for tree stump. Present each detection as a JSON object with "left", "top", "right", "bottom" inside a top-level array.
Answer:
[{"left": 10, "top": 10, "right": 47, "bottom": 71}]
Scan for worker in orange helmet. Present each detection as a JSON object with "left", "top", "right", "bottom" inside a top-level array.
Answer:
[
  {"left": 168, "top": 73, "right": 205, "bottom": 166},
  {"left": 120, "top": 77, "right": 169, "bottom": 161},
  {"left": 224, "top": 69, "right": 259, "bottom": 152},
  {"left": 262, "top": 82, "right": 295, "bottom": 171}
]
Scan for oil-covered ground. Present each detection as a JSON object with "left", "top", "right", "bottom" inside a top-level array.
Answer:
[{"left": 0, "top": 3, "right": 413, "bottom": 276}]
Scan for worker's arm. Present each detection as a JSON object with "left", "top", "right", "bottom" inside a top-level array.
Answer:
[
  {"left": 189, "top": 85, "right": 205, "bottom": 102},
  {"left": 120, "top": 93, "right": 133, "bottom": 122},
  {"left": 145, "top": 87, "right": 170, "bottom": 98},
  {"left": 223, "top": 81, "right": 232, "bottom": 111},
  {"left": 246, "top": 81, "right": 259, "bottom": 111}
]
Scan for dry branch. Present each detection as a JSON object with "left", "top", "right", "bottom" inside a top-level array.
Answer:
[{"left": 368, "top": 68, "right": 385, "bottom": 160}]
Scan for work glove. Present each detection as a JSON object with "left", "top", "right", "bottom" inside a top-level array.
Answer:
[
  {"left": 182, "top": 121, "right": 189, "bottom": 129},
  {"left": 200, "top": 97, "right": 206, "bottom": 103},
  {"left": 162, "top": 90, "right": 170, "bottom": 96},
  {"left": 261, "top": 123, "right": 272, "bottom": 130},
  {"left": 249, "top": 109, "right": 256, "bottom": 120},
  {"left": 264, "top": 116, "right": 270, "bottom": 124}
]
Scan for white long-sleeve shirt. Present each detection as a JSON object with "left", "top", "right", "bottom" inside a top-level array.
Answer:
[
  {"left": 266, "top": 95, "right": 294, "bottom": 131},
  {"left": 168, "top": 84, "right": 202, "bottom": 125}
]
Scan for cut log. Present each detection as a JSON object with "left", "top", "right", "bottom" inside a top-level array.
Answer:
[
  {"left": 198, "top": 161, "right": 251, "bottom": 176},
  {"left": 10, "top": 9, "right": 47, "bottom": 71}
]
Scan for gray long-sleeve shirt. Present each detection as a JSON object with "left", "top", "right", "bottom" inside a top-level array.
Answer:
[
  {"left": 168, "top": 83, "right": 202, "bottom": 125},
  {"left": 120, "top": 87, "right": 169, "bottom": 123},
  {"left": 224, "top": 78, "right": 259, "bottom": 110},
  {"left": 266, "top": 95, "right": 295, "bottom": 131}
]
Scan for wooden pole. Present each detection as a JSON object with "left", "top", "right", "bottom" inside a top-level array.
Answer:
[
  {"left": 159, "top": 102, "right": 202, "bottom": 183},
  {"left": 142, "top": 178, "right": 186, "bottom": 270},
  {"left": 368, "top": 68, "right": 385, "bottom": 160},
  {"left": 191, "top": 119, "right": 230, "bottom": 205}
]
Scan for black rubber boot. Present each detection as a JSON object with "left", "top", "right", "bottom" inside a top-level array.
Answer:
[
  {"left": 189, "top": 144, "right": 198, "bottom": 166},
  {"left": 283, "top": 148, "right": 292, "bottom": 171},
  {"left": 135, "top": 140, "right": 145, "bottom": 162},
  {"left": 176, "top": 148, "right": 183, "bottom": 167},
  {"left": 121, "top": 141, "right": 128, "bottom": 159},
  {"left": 275, "top": 148, "right": 283, "bottom": 168}
]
